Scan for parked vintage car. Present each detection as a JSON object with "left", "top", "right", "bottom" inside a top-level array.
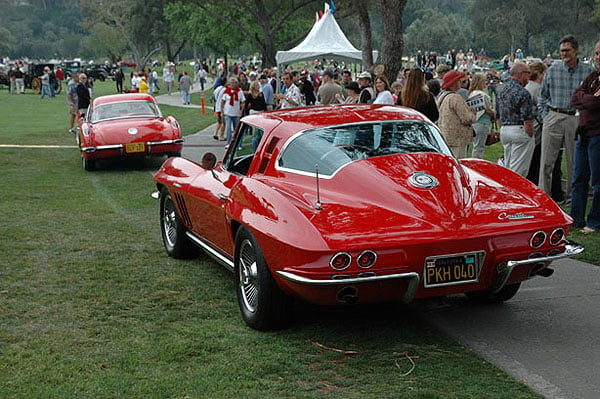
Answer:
[
  {"left": 24, "top": 62, "right": 58, "bottom": 93},
  {"left": 86, "top": 64, "right": 111, "bottom": 81},
  {"left": 77, "top": 93, "right": 183, "bottom": 171},
  {"left": 153, "top": 104, "right": 583, "bottom": 330}
]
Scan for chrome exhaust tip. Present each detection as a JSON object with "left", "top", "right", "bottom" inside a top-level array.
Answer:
[
  {"left": 336, "top": 286, "right": 358, "bottom": 304},
  {"left": 529, "top": 262, "right": 554, "bottom": 278}
]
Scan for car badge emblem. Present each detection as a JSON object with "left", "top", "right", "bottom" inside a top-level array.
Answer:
[
  {"left": 128, "top": 128, "right": 138, "bottom": 135},
  {"left": 498, "top": 212, "right": 534, "bottom": 220},
  {"left": 409, "top": 171, "right": 439, "bottom": 189}
]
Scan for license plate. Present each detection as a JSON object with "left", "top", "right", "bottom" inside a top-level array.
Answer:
[
  {"left": 423, "top": 252, "right": 483, "bottom": 287},
  {"left": 125, "top": 142, "right": 145, "bottom": 153}
]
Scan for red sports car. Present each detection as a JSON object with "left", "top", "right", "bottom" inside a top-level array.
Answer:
[
  {"left": 153, "top": 104, "right": 583, "bottom": 331},
  {"left": 78, "top": 93, "right": 183, "bottom": 171}
]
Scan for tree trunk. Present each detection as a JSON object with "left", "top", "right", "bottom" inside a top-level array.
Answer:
[
  {"left": 379, "top": 0, "right": 408, "bottom": 82},
  {"left": 352, "top": 0, "right": 374, "bottom": 71}
]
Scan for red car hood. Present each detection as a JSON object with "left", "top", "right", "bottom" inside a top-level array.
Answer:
[
  {"left": 88, "top": 117, "right": 174, "bottom": 145},
  {"left": 272, "top": 153, "right": 568, "bottom": 247}
]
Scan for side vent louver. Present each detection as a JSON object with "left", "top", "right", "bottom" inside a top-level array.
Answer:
[
  {"left": 258, "top": 158, "right": 269, "bottom": 174},
  {"left": 173, "top": 192, "right": 193, "bottom": 228},
  {"left": 266, "top": 137, "right": 280, "bottom": 154}
]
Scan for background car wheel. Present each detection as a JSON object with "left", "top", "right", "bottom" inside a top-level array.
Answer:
[
  {"left": 166, "top": 152, "right": 181, "bottom": 158},
  {"left": 465, "top": 282, "right": 521, "bottom": 303},
  {"left": 234, "top": 227, "right": 292, "bottom": 331},
  {"left": 82, "top": 157, "right": 96, "bottom": 171},
  {"left": 159, "top": 187, "right": 198, "bottom": 259},
  {"left": 31, "top": 77, "right": 41, "bottom": 94}
]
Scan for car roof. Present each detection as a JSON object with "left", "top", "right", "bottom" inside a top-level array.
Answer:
[
  {"left": 240, "top": 104, "right": 429, "bottom": 140},
  {"left": 92, "top": 93, "right": 157, "bottom": 106}
]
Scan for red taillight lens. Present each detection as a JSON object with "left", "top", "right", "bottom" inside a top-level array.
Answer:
[
  {"left": 330, "top": 252, "right": 351, "bottom": 270},
  {"left": 530, "top": 231, "right": 546, "bottom": 248},
  {"left": 549, "top": 228, "right": 564, "bottom": 245},
  {"left": 357, "top": 250, "right": 377, "bottom": 268}
]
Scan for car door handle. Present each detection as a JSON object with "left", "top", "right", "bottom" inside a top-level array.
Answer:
[{"left": 218, "top": 194, "right": 228, "bottom": 201}]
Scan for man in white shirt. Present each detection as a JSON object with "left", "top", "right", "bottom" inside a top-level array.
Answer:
[
  {"left": 276, "top": 72, "right": 301, "bottom": 109},
  {"left": 163, "top": 65, "right": 174, "bottom": 95}
]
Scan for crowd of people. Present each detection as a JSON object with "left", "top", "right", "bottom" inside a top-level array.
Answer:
[
  {"left": 207, "top": 35, "right": 598, "bottom": 234},
  {"left": 5, "top": 35, "right": 597, "bottom": 234}
]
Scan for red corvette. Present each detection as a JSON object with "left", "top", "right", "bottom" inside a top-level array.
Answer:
[
  {"left": 78, "top": 93, "right": 183, "bottom": 171},
  {"left": 153, "top": 105, "right": 583, "bottom": 330}
]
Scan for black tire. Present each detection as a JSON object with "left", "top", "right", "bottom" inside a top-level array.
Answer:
[
  {"left": 465, "top": 282, "right": 521, "bottom": 303},
  {"left": 82, "top": 157, "right": 96, "bottom": 171},
  {"left": 159, "top": 186, "right": 198, "bottom": 259},
  {"left": 166, "top": 152, "right": 181, "bottom": 158},
  {"left": 234, "top": 227, "right": 292, "bottom": 330}
]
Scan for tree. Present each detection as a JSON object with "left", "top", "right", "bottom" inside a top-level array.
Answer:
[
  {"left": 404, "top": 9, "right": 473, "bottom": 55},
  {"left": 378, "top": 0, "right": 408, "bottom": 81},
  {"left": 181, "top": 0, "right": 320, "bottom": 68},
  {"left": 81, "top": 23, "right": 128, "bottom": 65},
  {"left": 349, "top": 0, "right": 376, "bottom": 70},
  {"left": 164, "top": 2, "right": 246, "bottom": 66},
  {"left": 80, "top": 0, "right": 185, "bottom": 69}
]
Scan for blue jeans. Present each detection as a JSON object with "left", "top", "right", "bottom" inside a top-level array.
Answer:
[
  {"left": 181, "top": 90, "right": 190, "bottom": 104},
  {"left": 224, "top": 115, "right": 240, "bottom": 144},
  {"left": 570, "top": 135, "right": 600, "bottom": 230},
  {"left": 40, "top": 83, "right": 51, "bottom": 98}
]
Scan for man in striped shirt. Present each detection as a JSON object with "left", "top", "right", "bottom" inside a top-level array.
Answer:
[{"left": 538, "top": 35, "right": 594, "bottom": 202}]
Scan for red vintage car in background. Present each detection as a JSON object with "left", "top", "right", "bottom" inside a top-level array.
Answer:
[
  {"left": 77, "top": 93, "right": 183, "bottom": 171},
  {"left": 153, "top": 104, "right": 583, "bottom": 331}
]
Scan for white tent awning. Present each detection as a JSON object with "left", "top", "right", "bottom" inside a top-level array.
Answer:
[{"left": 276, "top": 11, "right": 374, "bottom": 65}]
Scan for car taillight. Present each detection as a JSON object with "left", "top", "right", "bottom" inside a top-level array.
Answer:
[
  {"left": 549, "top": 228, "right": 564, "bottom": 245},
  {"left": 357, "top": 250, "right": 377, "bottom": 268},
  {"left": 330, "top": 252, "right": 351, "bottom": 270},
  {"left": 530, "top": 231, "right": 546, "bottom": 248}
]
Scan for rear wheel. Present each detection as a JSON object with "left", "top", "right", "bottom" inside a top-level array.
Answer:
[
  {"left": 160, "top": 186, "right": 198, "bottom": 258},
  {"left": 234, "top": 227, "right": 292, "bottom": 330},
  {"left": 31, "top": 77, "right": 41, "bottom": 94},
  {"left": 82, "top": 156, "right": 96, "bottom": 171},
  {"left": 465, "top": 282, "right": 521, "bottom": 303}
]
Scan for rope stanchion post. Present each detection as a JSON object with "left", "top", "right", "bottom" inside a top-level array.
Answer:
[{"left": 200, "top": 91, "right": 206, "bottom": 115}]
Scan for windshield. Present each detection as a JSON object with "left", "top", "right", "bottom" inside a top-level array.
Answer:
[
  {"left": 91, "top": 101, "right": 161, "bottom": 123},
  {"left": 277, "top": 121, "right": 451, "bottom": 177}
]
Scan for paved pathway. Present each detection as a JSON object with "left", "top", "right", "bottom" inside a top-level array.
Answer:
[
  {"left": 155, "top": 78, "right": 226, "bottom": 161},
  {"left": 413, "top": 258, "right": 600, "bottom": 399}
]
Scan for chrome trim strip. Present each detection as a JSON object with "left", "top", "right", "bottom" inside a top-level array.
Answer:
[
  {"left": 507, "top": 241, "right": 584, "bottom": 268},
  {"left": 185, "top": 231, "right": 234, "bottom": 271},
  {"left": 148, "top": 139, "right": 184, "bottom": 146},
  {"left": 276, "top": 271, "right": 420, "bottom": 303},
  {"left": 81, "top": 144, "right": 123, "bottom": 152},
  {"left": 493, "top": 240, "right": 584, "bottom": 293}
]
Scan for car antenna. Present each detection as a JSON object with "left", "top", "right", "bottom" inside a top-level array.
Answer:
[{"left": 315, "top": 163, "right": 323, "bottom": 210}]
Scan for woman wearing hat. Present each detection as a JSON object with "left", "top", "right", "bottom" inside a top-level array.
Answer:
[
  {"left": 436, "top": 70, "right": 476, "bottom": 158},
  {"left": 335, "top": 81, "right": 360, "bottom": 104}
]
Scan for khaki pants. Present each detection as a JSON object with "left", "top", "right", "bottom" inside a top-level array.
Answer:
[
  {"left": 500, "top": 125, "right": 534, "bottom": 177},
  {"left": 538, "top": 111, "right": 578, "bottom": 199}
]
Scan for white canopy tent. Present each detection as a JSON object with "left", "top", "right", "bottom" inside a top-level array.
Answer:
[{"left": 275, "top": 9, "right": 377, "bottom": 69}]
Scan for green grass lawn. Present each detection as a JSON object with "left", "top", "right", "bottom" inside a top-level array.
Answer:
[{"left": 0, "top": 80, "right": 592, "bottom": 398}]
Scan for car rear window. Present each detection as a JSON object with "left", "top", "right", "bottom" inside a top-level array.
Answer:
[
  {"left": 91, "top": 101, "right": 161, "bottom": 122},
  {"left": 277, "top": 121, "right": 450, "bottom": 177}
]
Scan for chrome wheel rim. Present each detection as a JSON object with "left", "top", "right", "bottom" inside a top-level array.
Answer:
[
  {"left": 162, "top": 194, "right": 178, "bottom": 248},
  {"left": 239, "top": 239, "right": 259, "bottom": 313}
]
